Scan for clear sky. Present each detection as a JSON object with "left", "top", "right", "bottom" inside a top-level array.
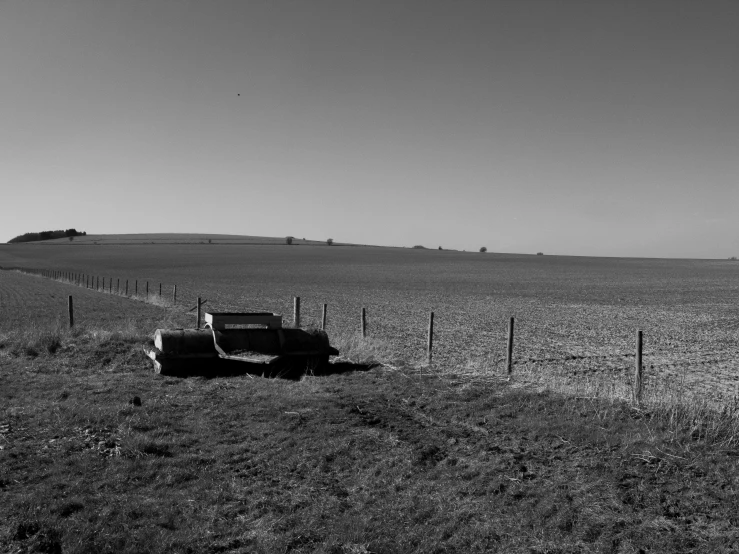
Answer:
[{"left": 1, "top": 0, "right": 737, "bottom": 258}]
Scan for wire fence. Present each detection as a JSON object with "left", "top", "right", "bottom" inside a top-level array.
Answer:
[{"left": 6, "top": 265, "right": 739, "bottom": 406}]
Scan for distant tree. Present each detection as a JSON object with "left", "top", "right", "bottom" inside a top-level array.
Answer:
[
  {"left": 8, "top": 228, "right": 86, "bottom": 243},
  {"left": 412, "top": 245, "right": 426, "bottom": 249},
  {"left": 326, "top": 238, "right": 334, "bottom": 246},
  {"left": 537, "top": 252, "right": 544, "bottom": 256},
  {"left": 68, "top": 236, "right": 74, "bottom": 242},
  {"left": 208, "top": 239, "right": 212, "bottom": 244},
  {"left": 730, "top": 256, "right": 738, "bottom": 261},
  {"left": 286, "top": 236, "right": 293, "bottom": 245},
  {"left": 479, "top": 247, "right": 487, "bottom": 253},
  {"left": 438, "top": 246, "right": 442, "bottom": 250}
]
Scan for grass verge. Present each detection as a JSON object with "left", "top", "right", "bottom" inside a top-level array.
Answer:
[{"left": 3, "top": 329, "right": 739, "bottom": 553}]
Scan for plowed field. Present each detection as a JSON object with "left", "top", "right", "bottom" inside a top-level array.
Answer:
[{"left": 2, "top": 244, "right": 738, "bottom": 400}]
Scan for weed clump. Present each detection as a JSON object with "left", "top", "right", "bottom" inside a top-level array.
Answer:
[
  {"left": 0, "top": 323, "right": 64, "bottom": 357},
  {"left": 329, "top": 329, "right": 409, "bottom": 368}
]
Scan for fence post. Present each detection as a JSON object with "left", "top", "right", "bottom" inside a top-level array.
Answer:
[
  {"left": 159, "top": 283, "right": 162, "bottom": 297},
  {"left": 294, "top": 296, "right": 301, "bottom": 328},
  {"left": 146, "top": 281, "right": 149, "bottom": 300},
  {"left": 135, "top": 280, "right": 138, "bottom": 296},
  {"left": 427, "top": 311, "right": 434, "bottom": 364},
  {"left": 634, "top": 330, "right": 643, "bottom": 404},
  {"left": 321, "top": 303, "right": 327, "bottom": 331},
  {"left": 361, "top": 307, "right": 367, "bottom": 338},
  {"left": 173, "top": 285, "right": 177, "bottom": 304},
  {"left": 117, "top": 278, "right": 120, "bottom": 294},
  {"left": 506, "top": 317, "right": 515, "bottom": 376},
  {"left": 125, "top": 280, "right": 129, "bottom": 296},
  {"left": 68, "top": 296, "right": 74, "bottom": 328},
  {"left": 196, "top": 297, "right": 202, "bottom": 329}
]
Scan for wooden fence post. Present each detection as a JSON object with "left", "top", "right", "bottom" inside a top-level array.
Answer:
[
  {"left": 294, "top": 296, "right": 301, "bottom": 328},
  {"left": 361, "top": 307, "right": 367, "bottom": 338},
  {"left": 196, "top": 297, "right": 202, "bottom": 329},
  {"left": 135, "top": 280, "right": 138, "bottom": 296},
  {"left": 146, "top": 281, "right": 149, "bottom": 300},
  {"left": 117, "top": 279, "right": 120, "bottom": 294},
  {"left": 321, "top": 303, "right": 327, "bottom": 331},
  {"left": 427, "top": 311, "right": 434, "bottom": 364},
  {"left": 68, "top": 296, "right": 74, "bottom": 328},
  {"left": 634, "top": 330, "right": 643, "bottom": 404},
  {"left": 172, "top": 285, "right": 177, "bottom": 304},
  {"left": 125, "top": 280, "right": 129, "bottom": 296},
  {"left": 506, "top": 317, "right": 515, "bottom": 375},
  {"left": 159, "top": 283, "right": 162, "bottom": 297}
]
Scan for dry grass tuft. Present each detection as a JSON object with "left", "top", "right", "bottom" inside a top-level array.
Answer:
[
  {"left": 0, "top": 315, "right": 185, "bottom": 360},
  {"left": 329, "top": 329, "right": 412, "bottom": 368},
  {"left": 505, "top": 359, "right": 739, "bottom": 447},
  {"left": 0, "top": 321, "right": 68, "bottom": 358}
]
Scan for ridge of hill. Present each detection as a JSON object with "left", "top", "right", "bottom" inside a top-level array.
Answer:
[{"left": 10, "top": 233, "right": 367, "bottom": 247}]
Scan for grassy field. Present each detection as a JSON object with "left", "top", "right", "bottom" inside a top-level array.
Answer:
[
  {"left": 3, "top": 314, "right": 739, "bottom": 553},
  {"left": 2, "top": 239, "right": 739, "bottom": 552}
]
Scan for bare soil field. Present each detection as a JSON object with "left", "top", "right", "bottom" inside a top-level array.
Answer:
[{"left": 2, "top": 241, "right": 738, "bottom": 401}]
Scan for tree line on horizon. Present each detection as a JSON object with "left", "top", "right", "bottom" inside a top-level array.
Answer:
[{"left": 7, "top": 229, "right": 87, "bottom": 244}]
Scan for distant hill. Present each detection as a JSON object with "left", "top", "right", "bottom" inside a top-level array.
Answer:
[
  {"left": 11, "top": 233, "right": 362, "bottom": 247},
  {"left": 8, "top": 229, "right": 86, "bottom": 243}
]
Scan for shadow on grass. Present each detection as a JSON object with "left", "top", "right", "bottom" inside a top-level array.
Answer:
[{"left": 160, "top": 358, "right": 378, "bottom": 380}]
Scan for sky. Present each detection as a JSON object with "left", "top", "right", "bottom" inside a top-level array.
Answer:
[{"left": 1, "top": 0, "right": 737, "bottom": 258}]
